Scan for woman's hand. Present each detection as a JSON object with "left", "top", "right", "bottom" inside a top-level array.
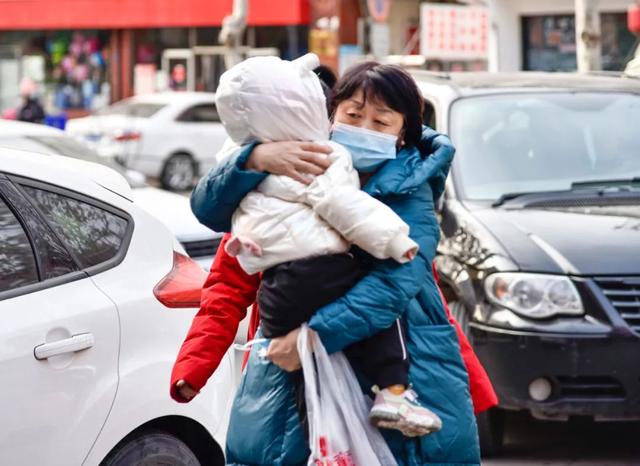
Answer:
[
  {"left": 245, "top": 142, "right": 332, "bottom": 185},
  {"left": 266, "top": 327, "right": 305, "bottom": 371},
  {"left": 175, "top": 379, "right": 199, "bottom": 402}
]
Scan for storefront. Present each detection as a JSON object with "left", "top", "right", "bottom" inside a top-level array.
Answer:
[
  {"left": 521, "top": 12, "right": 635, "bottom": 71},
  {"left": 0, "top": 0, "right": 309, "bottom": 114},
  {"left": 490, "top": 0, "right": 635, "bottom": 72}
]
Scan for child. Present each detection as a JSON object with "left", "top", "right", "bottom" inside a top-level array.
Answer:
[{"left": 215, "top": 53, "right": 442, "bottom": 436}]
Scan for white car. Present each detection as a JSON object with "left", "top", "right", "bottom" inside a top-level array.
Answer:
[
  {"left": 0, "top": 149, "right": 243, "bottom": 466},
  {"left": 0, "top": 120, "right": 220, "bottom": 269},
  {"left": 65, "top": 92, "right": 228, "bottom": 191}
]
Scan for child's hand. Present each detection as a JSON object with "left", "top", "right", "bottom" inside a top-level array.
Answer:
[
  {"left": 176, "top": 379, "right": 199, "bottom": 402},
  {"left": 404, "top": 248, "right": 417, "bottom": 261}
]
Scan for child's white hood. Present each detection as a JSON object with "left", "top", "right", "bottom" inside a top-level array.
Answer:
[{"left": 215, "top": 53, "right": 330, "bottom": 145}]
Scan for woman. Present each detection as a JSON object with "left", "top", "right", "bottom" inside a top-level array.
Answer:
[{"left": 175, "top": 62, "right": 489, "bottom": 465}]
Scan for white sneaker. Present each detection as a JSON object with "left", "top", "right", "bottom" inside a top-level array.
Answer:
[{"left": 369, "top": 388, "right": 443, "bottom": 437}]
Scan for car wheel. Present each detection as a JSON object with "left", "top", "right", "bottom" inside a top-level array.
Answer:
[
  {"left": 101, "top": 430, "right": 201, "bottom": 466},
  {"left": 161, "top": 153, "right": 196, "bottom": 191},
  {"left": 449, "top": 299, "right": 504, "bottom": 457}
]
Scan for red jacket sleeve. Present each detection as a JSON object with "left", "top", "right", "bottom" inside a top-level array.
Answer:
[
  {"left": 170, "top": 233, "right": 261, "bottom": 402},
  {"left": 433, "top": 264, "right": 499, "bottom": 414}
]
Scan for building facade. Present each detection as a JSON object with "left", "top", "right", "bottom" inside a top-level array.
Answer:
[
  {"left": 0, "top": 0, "right": 309, "bottom": 114},
  {"left": 488, "top": 0, "right": 636, "bottom": 72}
]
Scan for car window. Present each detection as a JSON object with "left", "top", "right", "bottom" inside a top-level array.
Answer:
[
  {"left": 97, "top": 101, "right": 165, "bottom": 118},
  {"left": 22, "top": 187, "right": 129, "bottom": 269},
  {"left": 0, "top": 197, "right": 38, "bottom": 292},
  {"left": 177, "top": 104, "right": 220, "bottom": 123}
]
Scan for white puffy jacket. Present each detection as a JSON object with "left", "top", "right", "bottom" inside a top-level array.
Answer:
[{"left": 215, "top": 54, "right": 418, "bottom": 275}]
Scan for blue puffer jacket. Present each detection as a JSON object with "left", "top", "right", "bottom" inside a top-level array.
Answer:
[{"left": 191, "top": 127, "right": 480, "bottom": 466}]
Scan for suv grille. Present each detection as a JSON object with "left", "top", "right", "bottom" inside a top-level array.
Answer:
[
  {"left": 181, "top": 237, "right": 221, "bottom": 258},
  {"left": 595, "top": 277, "right": 640, "bottom": 334}
]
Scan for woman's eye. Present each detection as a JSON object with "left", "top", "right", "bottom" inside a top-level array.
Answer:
[
  {"left": 347, "top": 113, "right": 360, "bottom": 119},
  {"left": 376, "top": 121, "right": 389, "bottom": 126}
]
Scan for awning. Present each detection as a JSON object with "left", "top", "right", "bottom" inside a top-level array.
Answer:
[{"left": 0, "top": 0, "right": 309, "bottom": 30}]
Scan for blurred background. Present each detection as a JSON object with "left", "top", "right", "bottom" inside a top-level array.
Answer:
[{"left": 0, "top": 0, "right": 638, "bottom": 121}]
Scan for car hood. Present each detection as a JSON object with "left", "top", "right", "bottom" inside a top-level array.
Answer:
[
  {"left": 473, "top": 205, "right": 640, "bottom": 275},
  {"left": 131, "top": 187, "right": 217, "bottom": 242}
]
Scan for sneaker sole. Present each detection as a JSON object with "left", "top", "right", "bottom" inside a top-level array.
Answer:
[
  {"left": 372, "top": 416, "right": 442, "bottom": 438},
  {"left": 369, "top": 409, "right": 401, "bottom": 423}
]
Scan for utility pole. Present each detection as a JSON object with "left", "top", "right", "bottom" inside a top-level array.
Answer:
[
  {"left": 219, "top": 0, "right": 248, "bottom": 69},
  {"left": 575, "top": 0, "right": 601, "bottom": 72}
]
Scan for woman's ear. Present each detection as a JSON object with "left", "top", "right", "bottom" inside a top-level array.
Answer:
[{"left": 398, "top": 128, "right": 406, "bottom": 148}]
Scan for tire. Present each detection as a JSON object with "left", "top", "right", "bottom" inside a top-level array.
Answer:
[
  {"left": 476, "top": 407, "right": 505, "bottom": 458},
  {"left": 101, "top": 430, "right": 201, "bottom": 466},
  {"left": 449, "top": 300, "right": 505, "bottom": 457},
  {"left": 161, "top": 153, "right": 196, "bottom": 191}
]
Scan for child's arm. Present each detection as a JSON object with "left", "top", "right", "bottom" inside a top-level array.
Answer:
[
  {"left": 170, "top": 234, "right": 260, "bottom": 402},
  {"left": 302, "top": 145, "right": 418, "bottom": 262}
]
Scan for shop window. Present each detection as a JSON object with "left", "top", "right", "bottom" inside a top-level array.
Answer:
[
  {"left": 601, "top": 13, "right": 637, "bottom": 71},
  {"left": 523, "top": 13, "right": 637, "bottom": 72},
  {"left": 522, "top": 15, "right": 577, "bottom": 71}
]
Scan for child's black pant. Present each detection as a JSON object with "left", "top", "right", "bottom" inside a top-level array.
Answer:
[
  {"left": 258, "top": 252, "right": 410, "bottom": 389},
  {"left": 258, "top": 252, "right": 410, "bottom": 439}
]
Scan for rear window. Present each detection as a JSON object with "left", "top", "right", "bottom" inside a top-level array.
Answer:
[
  {"left": 0, "top": 197, "right": 38, "bottom": 292},
  {"left": 97, "top": 101, "right": 165, "bottom": 118},
  {"left": 23, "top": 186, "right": 129, "bottom": 270}
]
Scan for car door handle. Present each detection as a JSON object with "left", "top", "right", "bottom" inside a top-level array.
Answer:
[{"left": 34, "top": 333, "right": 95, "bottom": 361}]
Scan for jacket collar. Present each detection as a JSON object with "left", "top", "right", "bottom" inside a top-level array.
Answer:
[{"left": 363, "top": 126, "right": 435, "bottom": 197}]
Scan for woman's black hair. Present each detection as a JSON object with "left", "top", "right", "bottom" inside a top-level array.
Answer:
[
  {"left": 314, "top": 65, "right": 337, "bottom": 115},
  {"left": 314, "top": 64, "right": 338, "bottom": 89},
  {"left": 330, "top": 62, "right": 425, "bottom": 147}
]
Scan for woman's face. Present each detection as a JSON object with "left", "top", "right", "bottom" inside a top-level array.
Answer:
[{"left": 333, "top": 89, "right": 405, "bottom": 144}]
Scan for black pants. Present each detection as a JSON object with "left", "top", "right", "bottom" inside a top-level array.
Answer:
[
  {"left": 258, "top": 253, "right": 410, "bottom": 439},
  {"left": 258, "top": 253, "right": 409, "bottom": 388}
]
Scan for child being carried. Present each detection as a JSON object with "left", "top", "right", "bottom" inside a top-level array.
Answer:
[{"left": 215, "top": 53, "right": 441, "bottom": 437}]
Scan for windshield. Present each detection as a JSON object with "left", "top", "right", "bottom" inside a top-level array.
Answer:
[
  {"left": 449, "top": 92, "right": 640, "bottom": 200},
  {"left": 97, "top": 100, "right": 165, "bottom": 118}
]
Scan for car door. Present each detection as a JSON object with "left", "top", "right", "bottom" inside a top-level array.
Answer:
[
  {"left": 174, "top": 102, "right": 228, "bottom": 172},
  {"left": 0, "top": 176, "right": 127, "bottom": 466}
]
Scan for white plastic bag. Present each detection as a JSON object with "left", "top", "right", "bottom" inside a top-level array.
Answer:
[{"left": 297, "top": 325, "right": 398, "bottom": 466}]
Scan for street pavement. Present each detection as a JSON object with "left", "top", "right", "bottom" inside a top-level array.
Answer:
[{"left": 483, "top": 412, "right": 640, "bottom": 465}]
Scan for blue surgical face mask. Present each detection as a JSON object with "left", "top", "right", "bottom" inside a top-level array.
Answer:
[{"left": 330, "top": 122, "right": 398, "bottom": 173}]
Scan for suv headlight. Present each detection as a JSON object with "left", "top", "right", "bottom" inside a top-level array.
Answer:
[{"left": 484, "top": 273, "right": 584, "bottom": 319}]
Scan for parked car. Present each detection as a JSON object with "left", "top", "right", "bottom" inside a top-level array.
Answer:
[
  {"left": 0, "top": 120, "right": 220, "bottom": 269},
  {"left": 0, "top": 149, "right": 244, "bottom": 465},
  {"left": 65, "top": 92, "right": 228, "bottom": 191},
  {"left": 410, "top": 71, "right": 640, "bottom": 454}
]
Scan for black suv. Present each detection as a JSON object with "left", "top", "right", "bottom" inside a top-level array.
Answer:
[{"left": 411, "top": 71, "right": 640, "bottom": 453}]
